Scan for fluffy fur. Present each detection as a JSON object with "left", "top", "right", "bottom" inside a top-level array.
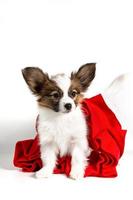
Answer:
[
  {"left": 102, "top": 73, "right": 133, "bottom": 131},
  {"left": 22, "top": 63, "right": 96, "bottom": 179}
]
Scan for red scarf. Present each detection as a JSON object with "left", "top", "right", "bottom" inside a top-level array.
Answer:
[{"left": 13, "top": 94, "right": 126, "bottom": 177}]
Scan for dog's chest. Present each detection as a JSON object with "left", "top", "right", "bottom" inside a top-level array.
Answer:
[{"left": 38, "top": 108, "right": 87, "bottom": 155}]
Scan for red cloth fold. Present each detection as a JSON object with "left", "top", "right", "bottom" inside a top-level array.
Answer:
[{"left": 13, "top": 94, "right": 126, "bottom": 177}]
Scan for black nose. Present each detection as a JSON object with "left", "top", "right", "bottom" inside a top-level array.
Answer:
[{"left": 64, "top": 103, "right": 72, "bottom": 111}]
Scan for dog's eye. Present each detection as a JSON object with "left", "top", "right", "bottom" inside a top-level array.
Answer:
[
  {"left": 53, "top": 93, "right": 59, "bottom": 98},
  {"left": 71, "top": 90, "right": 77, "bottom": 98},
  {"left": 50, "top": 91, "right": 60, "bottom": 99}
]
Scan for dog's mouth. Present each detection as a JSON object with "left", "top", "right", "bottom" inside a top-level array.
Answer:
[
  {"left": 62, "top": 110, "right": 72, "bottom": 114},
  {"left": 53, "top": 107, "right": 73, "bottom": 113},
  {"left": 54, "top": 109, "right": 72, "bottom": 114}
]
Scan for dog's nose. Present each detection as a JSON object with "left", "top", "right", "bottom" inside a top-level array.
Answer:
[{"left": 64, "top": 103, "right": 72, "bottom": 111}]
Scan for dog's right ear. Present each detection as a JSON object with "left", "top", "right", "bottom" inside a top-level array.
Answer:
[
  {"left": 71, "top": 63, "right": 96, "bottom": 92},
  {"left": 22, "top": 67, "right": 49, "bottom": 95}
]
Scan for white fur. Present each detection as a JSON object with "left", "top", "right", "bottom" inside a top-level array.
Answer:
[
  {"left": 102, "top": 73, "right": 133, "bottom": 130},
  {"left": 102, "top": 73, "right": 133, "bottom": 152},
  {"left": 36, "top": 74, "right": 90, "bottom": 179},
  {"left": 52, "top": 74, "right": 76, "bottom": 113}
]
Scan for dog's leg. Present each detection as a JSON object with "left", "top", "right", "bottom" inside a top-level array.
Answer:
[
  {"left": 70, "top": 146, "right": 87, "bottom": 180},
  {"left": 36, "top": 143, "right": 57, "bottom": 178}
]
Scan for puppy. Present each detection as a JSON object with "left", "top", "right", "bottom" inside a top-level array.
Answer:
[{"left": 22, "top": 63, "right": 96, "bottom": 179}]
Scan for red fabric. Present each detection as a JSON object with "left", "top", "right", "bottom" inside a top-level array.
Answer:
[{"left": 13, "top": 94, "right": 126, "bottom": 177}]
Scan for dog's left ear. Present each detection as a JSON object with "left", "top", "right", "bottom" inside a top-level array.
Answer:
[{"left": 71, "top": 63, "right": 96, "bottom": 92}]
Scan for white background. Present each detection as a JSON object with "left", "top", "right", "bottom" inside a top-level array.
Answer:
[{"left": 0, "top": 0, "right": 133, "bottom": 199}]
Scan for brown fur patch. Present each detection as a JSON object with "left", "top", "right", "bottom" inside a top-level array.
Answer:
[
  {"left": 74, "top": 94, "right": 84, "bottom": 105},
  {"left": 22, "top": 63, "right": 96, "bottom": 112},
  {"left": 37, "top": 83, "right": 63, "bottom": 112},
  {"left": 22, "top": 67, "right": 63, "bottom": 112},
  {"left": 71, "top": 63, "right": 96, "bottom": 92},
  {"left": 68, "top": 82, "right": 83, "bottom": 105},
  {"left": 69, "top": 63, "right": 96, "bottom": 106},
  {"left": 22, "top": 67, "right": 48, "bottom": 95}
]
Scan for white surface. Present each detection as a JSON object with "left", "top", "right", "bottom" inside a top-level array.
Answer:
[
  {"left": 0, "top": 0, "right": 133, "bottom": 199},
  {"left": 0, "top": 152, "right": 133, "bottom": 200}
]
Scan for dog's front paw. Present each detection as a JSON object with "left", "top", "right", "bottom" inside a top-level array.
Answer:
[
  {"left": 70, "top": 167, "right": 84, "bottom": 180},
  {"left": 35, "top": 168, "right": 52, "bottom": 178}
]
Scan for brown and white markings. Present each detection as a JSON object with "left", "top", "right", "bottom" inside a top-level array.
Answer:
[
  {"left": 22, "top": 63, "right": 96, "bottom": 179},
  {"left": 22, "top": 63, "right": 96, "bottom": 113}
]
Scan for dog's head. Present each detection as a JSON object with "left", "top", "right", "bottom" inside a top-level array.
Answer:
[{"left": 22, "top": 63, "right": 96, "bottom": 113}]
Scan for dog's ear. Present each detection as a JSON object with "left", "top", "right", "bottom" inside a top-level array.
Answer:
[
  {"left": 22, "top": 67, "right": 49, "bottom": 95},
  {"left": 71, "top": 63, "right": 96, "bottom": 92}
]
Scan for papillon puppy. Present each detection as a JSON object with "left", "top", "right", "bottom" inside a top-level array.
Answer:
[{"left": 22, "top": 63, "right": 96, "bottom": 179}]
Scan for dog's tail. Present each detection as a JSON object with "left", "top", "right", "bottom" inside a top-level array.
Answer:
[{"left": 102, "top": 73, "right": 133, "bottom": 130}]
